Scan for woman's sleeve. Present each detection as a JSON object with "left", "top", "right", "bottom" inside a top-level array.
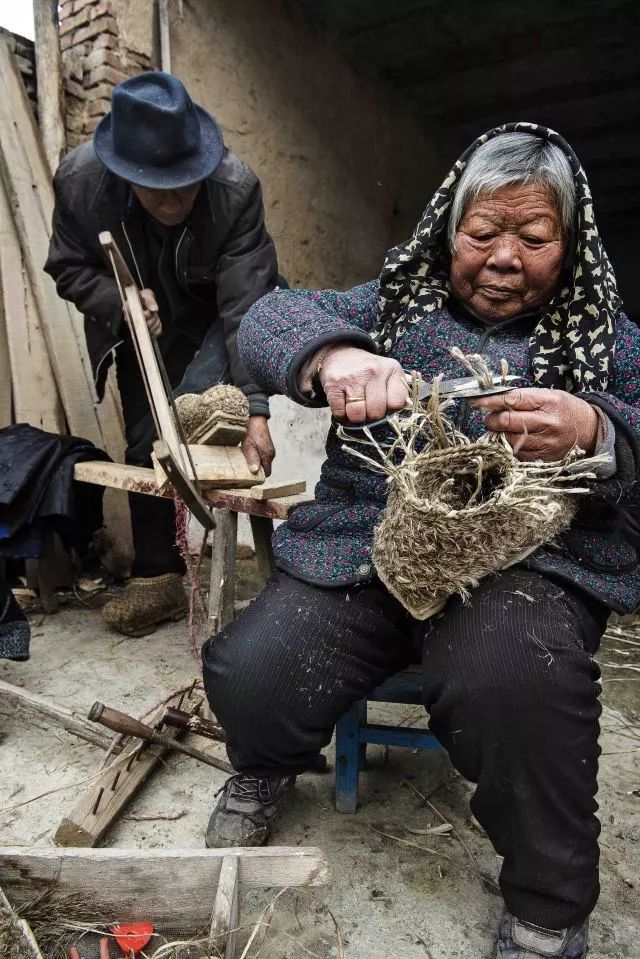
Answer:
[
  {"left": 580, "top": 313, "right": 640, "bottom": 500},
  {"left": 237, "top": 281, "right": 380, "bottom": 406}
]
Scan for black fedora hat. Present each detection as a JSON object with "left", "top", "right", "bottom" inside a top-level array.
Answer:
[{"left": 94, "top": 71, "right": 224, "bottom": 189}]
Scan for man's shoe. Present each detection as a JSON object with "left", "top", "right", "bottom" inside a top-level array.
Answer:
[
  {"left": 205, "top": 774, "right": 295, "bottom": 848},
  {"left": 497, "top": 912, "right": 589, "bottom": 958},
  {"left": 102, "top": 573, "right": 187, "bottom": 637}
]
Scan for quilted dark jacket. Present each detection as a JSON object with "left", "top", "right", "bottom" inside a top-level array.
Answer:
[
  {"left": 45, "top": 142, "right": 278, "bottom": 416},
  {"left": 239, "top": 281, "right": 640, "bottom": 613}
]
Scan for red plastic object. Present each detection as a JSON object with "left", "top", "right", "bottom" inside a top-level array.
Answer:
[{"left": 109, "top": 923, "right": 154, "bottom": 955}]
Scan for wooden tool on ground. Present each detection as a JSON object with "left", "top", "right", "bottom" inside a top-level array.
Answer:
[
  {"left": 55, "top": 691, "right": 231, "bottom": 848},
  {"left": 88, "top": 702, "right": 231, "bottom": 772}
]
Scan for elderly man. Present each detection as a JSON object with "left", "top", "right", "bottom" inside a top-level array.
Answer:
[
  {"left": 46, "top": 72, "right": 279, "bottom": 636},
  {"left": 202, "top": 125, "right": 640, "bottom": 958}
]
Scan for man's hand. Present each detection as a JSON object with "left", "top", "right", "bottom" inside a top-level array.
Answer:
[
  {"left": 242, "top": 416, "right": 276, "bottom": 476},
  {"left": 470, "top": 388, "right": 599, "bottom": 462},
  {"left": 319, "top": 345, "right": 409, "bottom": 423},
  {"left": 125, "top": 288, "right": 162, "bottom": 336}
]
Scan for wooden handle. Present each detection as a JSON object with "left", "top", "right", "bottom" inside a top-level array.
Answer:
[
  {"left": 99, "top": 230, "right": 138, "bottom": 290},
  {"left": 88, "top": 702, "right": 154, "bottom": 742},
  {"left": 163, "top": 707, "right": 227, "bottom": 742}
]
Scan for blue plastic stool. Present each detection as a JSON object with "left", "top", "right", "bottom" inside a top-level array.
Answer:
[{"left": 334, "top": 667, "right": 444, "bottom": 813}]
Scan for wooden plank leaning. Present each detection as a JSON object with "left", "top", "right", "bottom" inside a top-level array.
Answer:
[
  {"left": 0, "top": 41, "right": 131, "bottom": 570},
  {"left": 33, "top": 0, "right": 66, "bottom": 174},
  {"left": 0, "top": 177, "right": 63, "bottom": 432},
  {"left": 0, "top": 248, "right": 10, "bottom": 429},
  {"left": 0, "top": 42, "right": 114, "bottom": 447}
]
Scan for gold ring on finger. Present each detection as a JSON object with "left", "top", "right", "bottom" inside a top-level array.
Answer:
[{"left": 345, "top": 396, "right": 366, "bottom": 403}]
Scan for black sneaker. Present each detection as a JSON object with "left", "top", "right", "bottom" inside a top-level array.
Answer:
[
  {"left": 205, "top": 774, "right": 296, "bottom": 848},
  {"left": 497, "top": 911, "right": 589, "bottom": 958}
]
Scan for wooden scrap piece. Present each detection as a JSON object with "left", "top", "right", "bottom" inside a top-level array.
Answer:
[
  {"left": 0, "top": 678, "right": 114, "bottom": 751},
  {"left": 0, "top": 883, "right": 44, "bottom": 959},
  {"left": 0, "top": 847, "right": 330, "bottom": 929},
  {"left": 243, "top": 480, "right": 306, "bottom": 500},
  {"left": 209, "top": 855, "right": 239, "bottom": 959},
  {"left": 152, "top": 444, "right": 264, "bottom": 490},
  {"left": 55, "top": 739, "right": 171, "bottom": 848},
  {"left": 188, "top": 409, "right": 247, "bottom": 447}
]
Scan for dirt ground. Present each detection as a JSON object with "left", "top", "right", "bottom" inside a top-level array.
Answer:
[{"left": 0, "top": 558, "right": 639, "bottom": 959}]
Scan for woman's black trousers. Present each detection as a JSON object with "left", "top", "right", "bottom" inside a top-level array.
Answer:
[{"left": 202, "top": 566, "right": 608, "bottom": 931}]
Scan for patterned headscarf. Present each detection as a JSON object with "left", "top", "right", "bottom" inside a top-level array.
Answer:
[{"left": 374, "top": 122, "right": 621, "bottom": 392}]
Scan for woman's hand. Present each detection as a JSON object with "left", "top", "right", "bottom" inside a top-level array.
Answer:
[
  {"left": 319, "top": 345, "right": 409, "bottom": 423},
  {"left": 470, "top": 388, "right": 599, "bottom": 462},
  {"left": 242, "top": 415, "right": 276, "bottom": 476}
]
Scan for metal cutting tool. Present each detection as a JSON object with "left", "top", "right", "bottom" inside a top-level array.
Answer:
[{"left": 340, "top": 372, "right": 521, "bottom": 434}]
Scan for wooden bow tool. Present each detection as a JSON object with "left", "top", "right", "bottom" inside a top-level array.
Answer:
[{"left": 99, "top": 231, "right": 215, "bottom": 529}]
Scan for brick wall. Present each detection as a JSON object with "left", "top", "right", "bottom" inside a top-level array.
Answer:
[{"left": 59, "top": 0, "right": 155, "bottom": 149}]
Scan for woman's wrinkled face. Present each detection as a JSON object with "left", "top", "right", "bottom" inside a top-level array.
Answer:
[{"left": 449, "top": 183, "right": 568, "bottom": 323}]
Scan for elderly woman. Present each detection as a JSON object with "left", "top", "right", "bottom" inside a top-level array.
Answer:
[{"left": 201, "top": 124, "right": 640, "bottom": 958}]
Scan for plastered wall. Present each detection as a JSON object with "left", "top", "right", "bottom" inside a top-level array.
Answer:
[
  {"left": 168, "top": 0, "right": 444, "bottom": 289},
  {"left": 162, "top": 0, "right": 449, "bottom": 503}
]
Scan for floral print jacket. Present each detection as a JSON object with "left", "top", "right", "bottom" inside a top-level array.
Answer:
[{"left": 239, "top": 281, "right": 640, "bottom": 613}]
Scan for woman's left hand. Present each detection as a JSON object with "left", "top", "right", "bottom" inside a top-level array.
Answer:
[{"left": 470, "top": 388, "right": 599, "bottom": 462}]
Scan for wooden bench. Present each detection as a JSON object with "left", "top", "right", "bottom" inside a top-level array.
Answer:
[{"left": 73, "top": 460, "right": 313, "bottom": 632}]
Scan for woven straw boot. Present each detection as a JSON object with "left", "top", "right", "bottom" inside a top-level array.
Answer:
[{"left": 102, "top": 573, "right": 187, "bottom": 637}]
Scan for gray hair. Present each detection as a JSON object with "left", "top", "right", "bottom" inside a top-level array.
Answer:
[{"left": 447, "top": 133, "right": 576, "bottom": 251}]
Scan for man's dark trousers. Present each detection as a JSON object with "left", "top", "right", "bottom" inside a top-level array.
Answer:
[{"left": 202, "top": 566, "right": 608, "bottom": 931}]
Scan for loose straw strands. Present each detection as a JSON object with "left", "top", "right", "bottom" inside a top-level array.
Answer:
[{"left": 338, "top": 355, "right": 610, "bottom": 619}]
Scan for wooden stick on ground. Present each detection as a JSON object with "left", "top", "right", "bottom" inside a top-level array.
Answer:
[
  {"left": 0, "top": 884, "right": 43, "bottom": 959},
  {"left": 0, "top": 679, "right": 115, "bottom": 751}
]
